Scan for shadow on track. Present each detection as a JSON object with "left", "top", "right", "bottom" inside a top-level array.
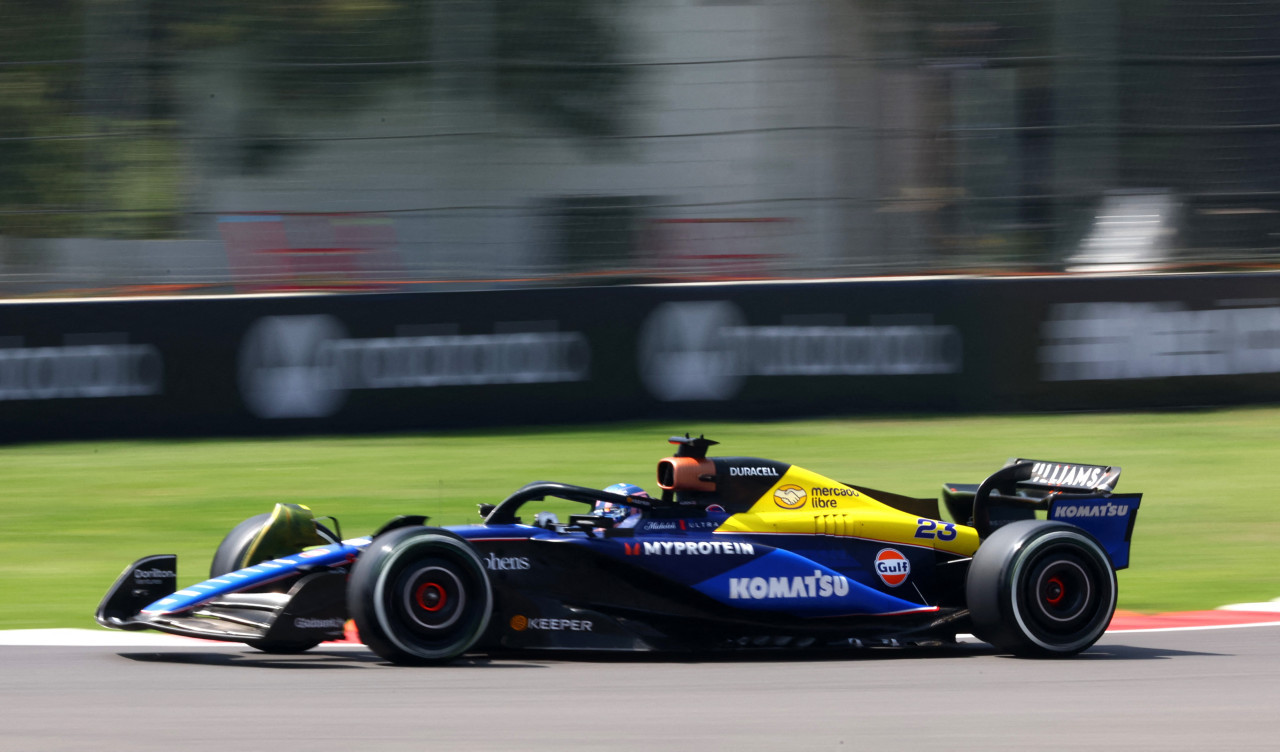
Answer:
[
  {"left": 529, "top": 641, "right": 1222, "bottom": 664},
  {"left": 114, "top": 644, "right": 993, "bottom": 669},
  {"left": 115, "top": 639, "right": 1216, "bottom": 670},
  {"left": 116, "top": 649, "right": 544, "bottom": 670},
  {"left": 510, "top": 642, "right": 995, "bottom": 664},
  {"left": 1035, "top": 643, "right": 1223, "bottom": 661}
]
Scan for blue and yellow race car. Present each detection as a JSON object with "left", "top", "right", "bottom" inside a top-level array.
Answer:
[{"left": 97, "top": 435, "right": 1141, "bottom": 664}]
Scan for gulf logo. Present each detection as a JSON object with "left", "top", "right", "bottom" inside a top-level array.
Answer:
[
  {"left": 874, "top": 548, "right": 910, "bottom": 587},
  {"left": 773, "top": 484, "right": 807, "bottom": 509}
]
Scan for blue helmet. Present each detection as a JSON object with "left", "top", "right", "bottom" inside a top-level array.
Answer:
[{"left": 593, "top": 482, "right": 649, "bottom": 522}]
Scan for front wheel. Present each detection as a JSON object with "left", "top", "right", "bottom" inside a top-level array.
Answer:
[
  {"left": 966, "top": 520, "right": 1117, "bottom": 657},
  {"left": 348, "top": 527, "right": 493, "bottom": 665},
  {"left": 209, "top": 507, "right": 337, "bottom": 581},
  {"left": 209, "top": 513, "right": 276, "bottom": 579},
  {"left": 210, "top": 507, "right": 337, "bottom": 654}
]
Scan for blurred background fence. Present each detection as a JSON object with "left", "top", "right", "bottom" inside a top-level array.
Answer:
[{"left": 3, "top": 0, "right": 1280, "bottom": 296}]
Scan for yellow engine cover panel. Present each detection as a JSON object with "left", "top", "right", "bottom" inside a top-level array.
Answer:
[{"left": 717, "top": 466, "right": 980, "bottom": 557}]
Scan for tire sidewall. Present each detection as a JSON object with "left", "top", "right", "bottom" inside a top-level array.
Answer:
[
  {"left": 968, "top": 520, "right": 1117, "bottom": 656},
  {"left": 209, "top": 513, "right": 326, "bottom": 652},
  {"left": 210, "top": 513, "right": 274, "bottom": 578},
  {"left": 1009, "top": 528, "right": 1116, "bottom": 654},
  {"left": 210, "top": 512, "right": 337, "bottom": 580},
  {"left": 349, "top": 527, "right": 492, "bottom": 664}
]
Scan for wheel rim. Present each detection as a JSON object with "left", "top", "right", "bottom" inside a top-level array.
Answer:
[
  {"left": 1044, "top": 576, "right": 1065, "bottom": 605},
  {"left": 1027, "top": 556, "right": 1093, "bottom": 628},
  {"left": 1009, "top": 531, "right": 1115, "bottom": 653},
  {"left": 398, "top": 564, "right": 465, "bottom": 631},
  {"left": 416, "top": 582, "right": 446, "bottom": 612}
]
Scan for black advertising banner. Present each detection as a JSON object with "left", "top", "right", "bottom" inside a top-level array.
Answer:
[
  {"left": 969, "top": 274, "right": 1280, "bottom": 411},
  {"left": 0, "top": 290, "right": 637, "bottom": 441},
  {"left": 2, "top": 273, "right": 1279, "bottom": 442},
  {"left": 628, "top": 279, "right": 972, "bottom": 416}
]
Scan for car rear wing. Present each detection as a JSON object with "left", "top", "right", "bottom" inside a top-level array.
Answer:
[
  {"left": 1013, "top": 460, "right": 1121, "bottom": 494},
  {"left": 1047, "top": 493, "right": 1142, "bottom": 569},
  {"left": 948, "top": 459, "right": 1141, "bottom": 569}
]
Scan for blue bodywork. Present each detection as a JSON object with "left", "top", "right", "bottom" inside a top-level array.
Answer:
[
  {"left": 142, "top": 524, "right": 936, "bottom": 623},
  {"left": 451, "top": 523, "right": 940, "bottom": 620},
  {"left": 1048, "top": 495, "right": 1142, "bottom": 569},
  {"left": 140, "top": 539, "right": 369, "bottom": 616}
]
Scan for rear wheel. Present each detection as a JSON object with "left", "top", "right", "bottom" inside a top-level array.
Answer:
[
  {"left": 966, "top": 520, "right": 1116, "bottom": 657},
  {"left": 348, "top": 527, "right": 493, "bottom": 666}
]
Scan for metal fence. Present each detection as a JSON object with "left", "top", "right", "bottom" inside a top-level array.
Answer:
[{"left": 3, "top": 0, "right": 1279, "bottom": 295}]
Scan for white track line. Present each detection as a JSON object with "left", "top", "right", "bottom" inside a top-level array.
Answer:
[
  {"left": 0, "top": 629, "right": 366, "bottom": 648},
  {"left": 1107, "top": 620, "right": 1280, "bottom": 635},
  {"left": 0, "top": 629, "right": 231, "bottom": 647},
  {"left": 1217, "top": 598, "right": 1280, "bottom": 613}
]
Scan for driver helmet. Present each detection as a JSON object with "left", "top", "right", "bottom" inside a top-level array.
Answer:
[{"left": 593, "top": 482, "right": 649, "bottom": 524}]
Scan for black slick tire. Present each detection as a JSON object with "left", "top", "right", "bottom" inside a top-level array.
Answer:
[
  {"left": 966, "top": 520, "right": 1117, "bottom": 657},
  {"left": 347, "top": 527, "right": 493, "bottom": 666},
  {"left": 210, "top": 513, "right": 329, "bottom": 654},
  {"left": 210, "top": 513, "right": 275, "bottom": 579}
]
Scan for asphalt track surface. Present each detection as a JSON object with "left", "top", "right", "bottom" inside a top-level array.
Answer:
[{"left": 3, "top": 623, "right": 1278, "bottom": 751}]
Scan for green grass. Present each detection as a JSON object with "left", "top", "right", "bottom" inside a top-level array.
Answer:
[{"left": 3, "top": 408, "right": 1278, "bottom": 630}]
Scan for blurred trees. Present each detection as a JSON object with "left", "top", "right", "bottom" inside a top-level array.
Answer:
[
  {"left": 0, "top": 0, "right": 632, "bottom": 238},
  {"left": 876, "top": 0, "right": 1280, "bottom": 260},
  {"left": 0, "top": 1, "right": 89, "bottom": 236}
]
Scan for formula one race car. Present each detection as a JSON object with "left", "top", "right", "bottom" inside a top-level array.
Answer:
[{"left": 97, "top": 436, "right": 1142, "bottom": 664}]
